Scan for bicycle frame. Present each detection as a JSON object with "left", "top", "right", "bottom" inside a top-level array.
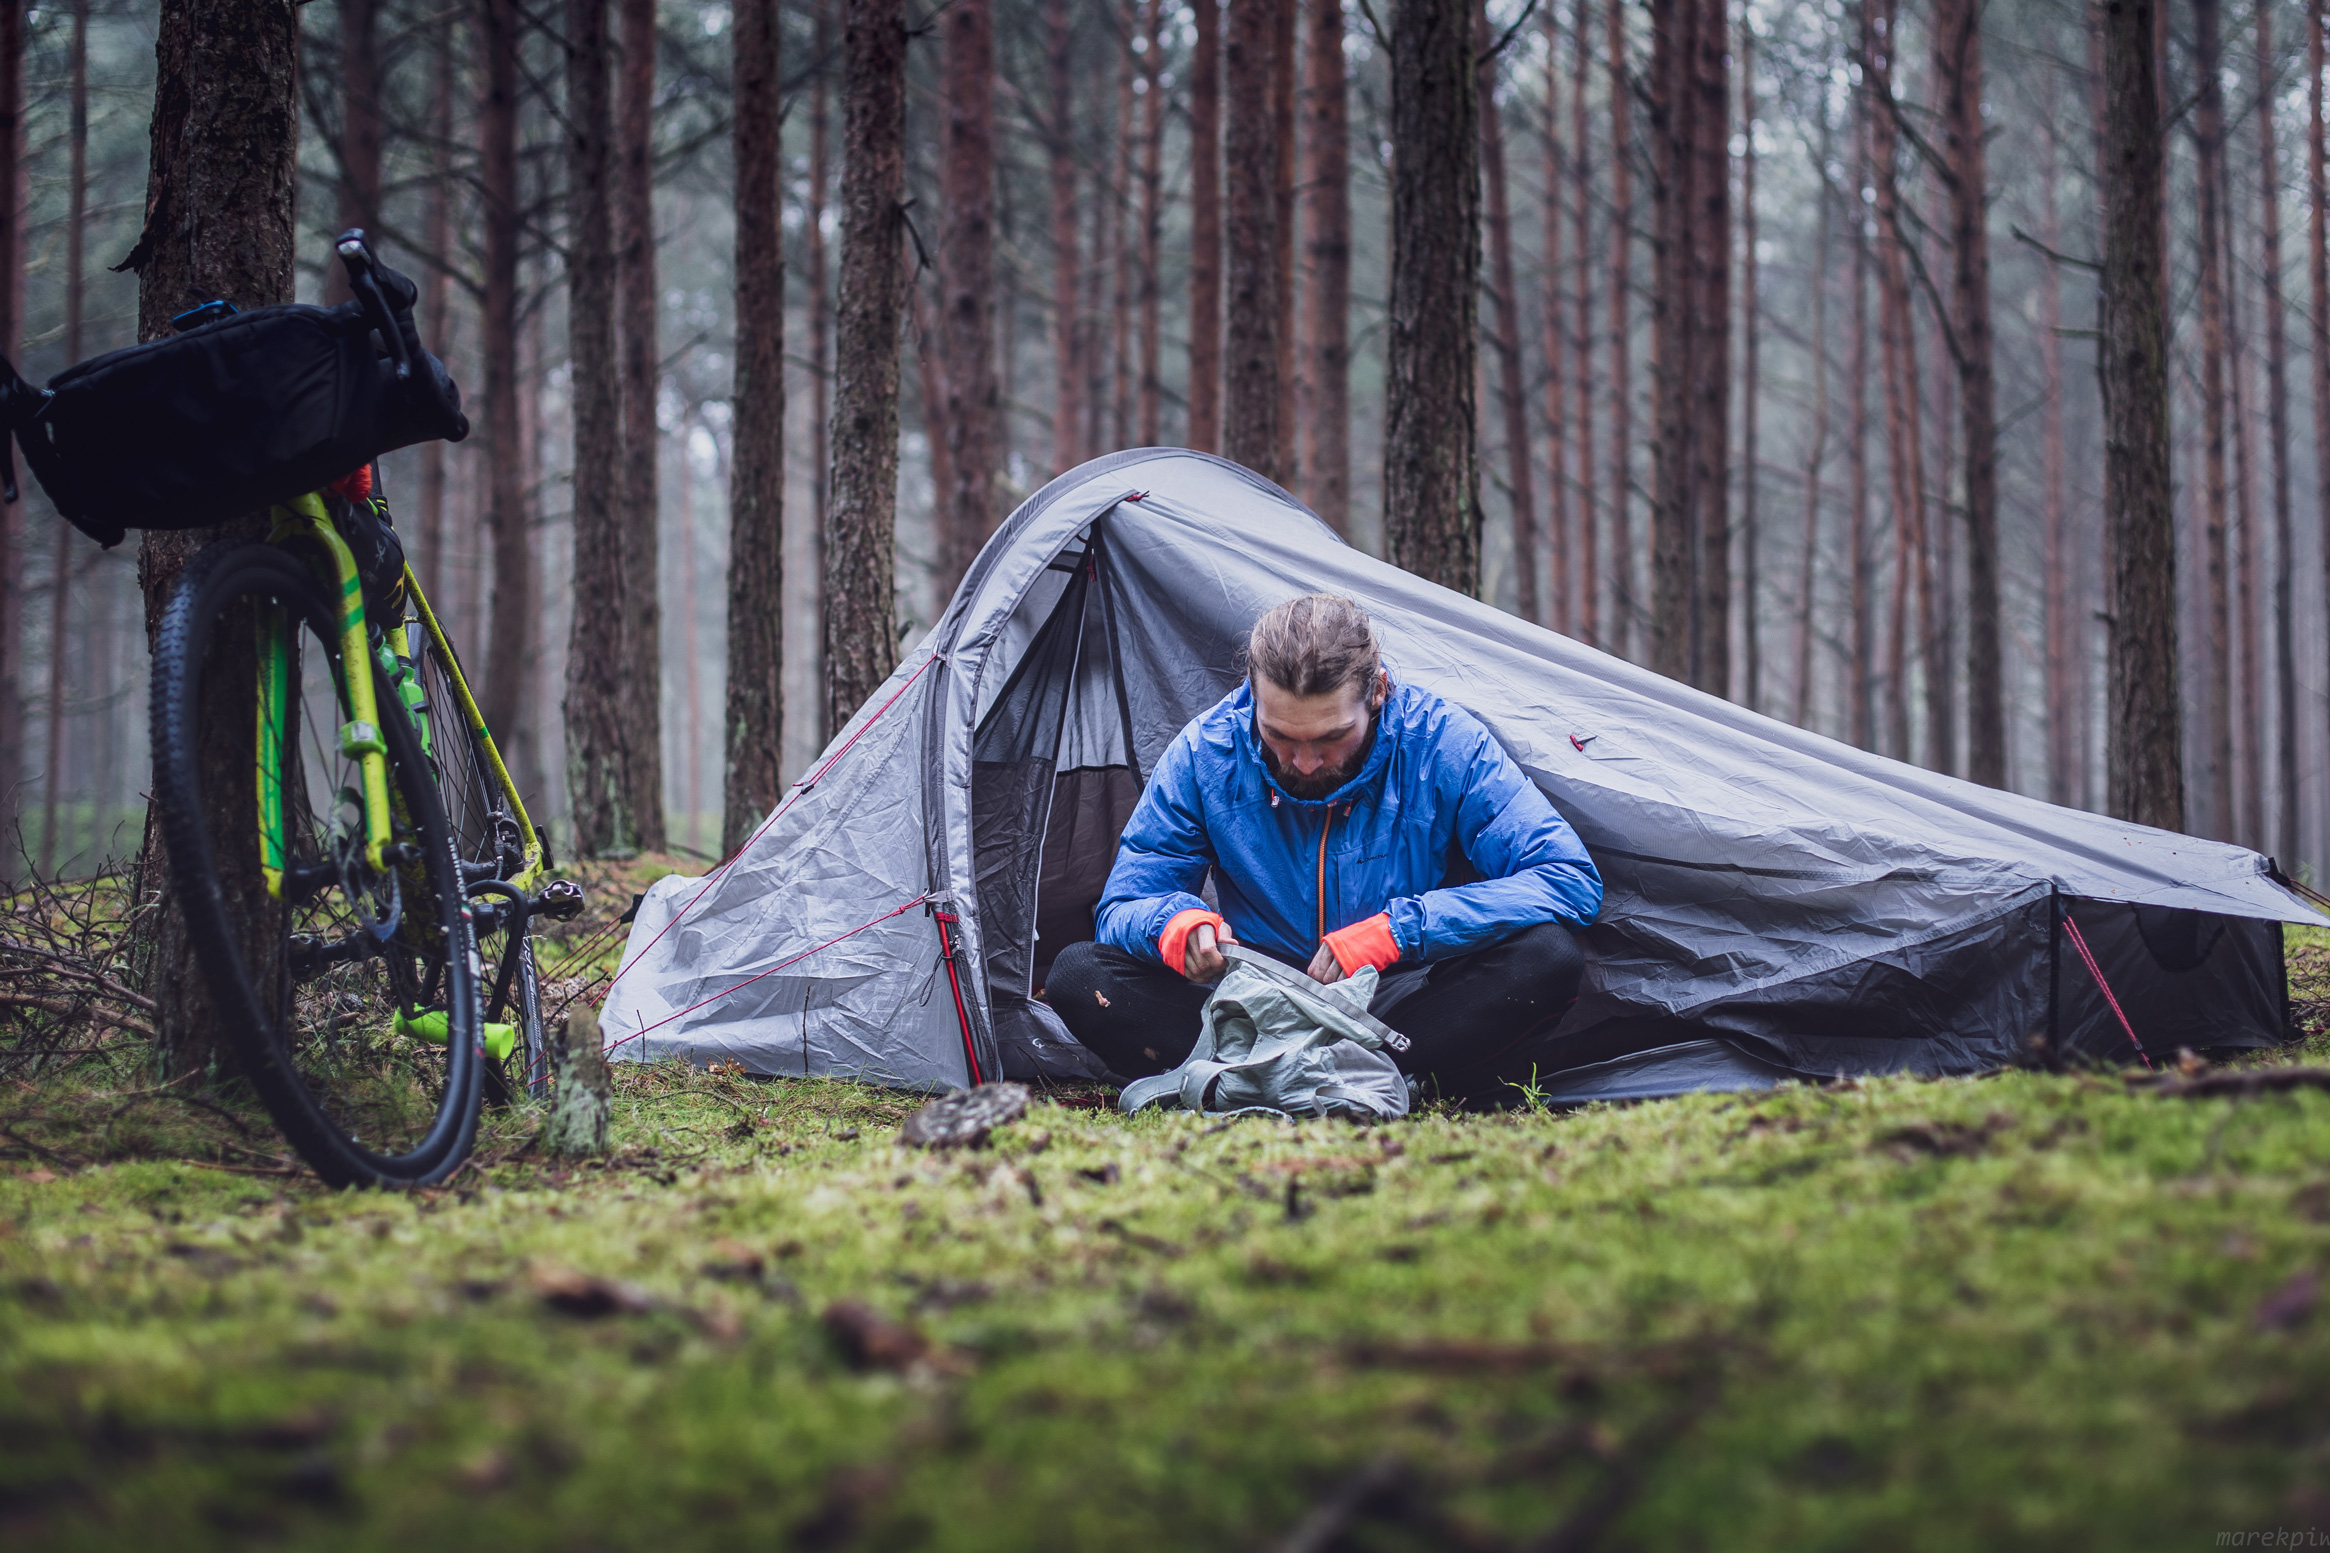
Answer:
[{"left": 257, "top": 492, "right": 544, "bottom": 900}]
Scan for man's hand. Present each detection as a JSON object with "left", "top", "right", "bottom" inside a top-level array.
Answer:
[
  {"left": 1183, "top": 921, "right": 1238, "bottom": 984},
  {"left": 1305, "top": 942, "right": 1346, "bottom": 984}
]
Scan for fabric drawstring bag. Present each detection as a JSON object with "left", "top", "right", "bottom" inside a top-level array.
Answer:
[{"left": 1118, "top": 950, "right": 1417, "bottom": 1121}]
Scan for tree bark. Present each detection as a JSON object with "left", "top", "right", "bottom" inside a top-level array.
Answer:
[
  {"left": 1272, "top": 0, "right": 1298, "bottom": 479},
  {"left": 1047, "top": 0, "right": 1079, "bottom": 472},
  {"left": 1793, "top": 103, "right": 1832, "bottom": 731},
  {"left": 2255, "top": 0, "right": 2296, "bottom": 859},
  {"left": 615, "top": 0, "right": 664, "bottom": 850},
  {"left": 1137, "top": 0, "right": 1165, "bottom": 446},
  {"left": 1737, "top": 12, "right": 1757, "bottom": 710},
  {"left": 417, "top": 18, "right": 454, "bottom": 609},
  {"left": 1110, "top": 23, "right": 1135, "bottom": 448},
  {"left": 1933, "top": 0, "right": 2000, "bottom": 785},
  {"left": 807, "top": 0, "right": 832, "bottom": 739},
  {"left": 1224, "top": 0, "right": 1283, "bottom": 482},
  {"left": 1477, "top": 2, "right": 1535, "bottom": 624},
  {"left": 1865, "top": 0, "right": 1925, "bottom": 761},
  {"left": 1187, "top": 0, "right": 1222, "bottom": 452},
  {"left": 42, "top": 0, "right": 89, "bottom": 876},
  {"left": 724, "top": 0, "right": 783, "bottom": 853},
  {"left": 1382, "top": 0, "right": 1479, "bottom": 593},
  {"left": 1537, "top": 10, "right": 1568, "bottom": 631},
  {"left": 2041, "top": 128, "right": 2072, "bottom": 808},
  {"left": 2316, "top": 0, "right": 2330, "bottom": 857},
  {"left": 1847, "top": 96, "right": 1873, "bottom": 749},
  {"left": 0, "top": 0, "right": 19, "bottom": 888},
  {"left": 1570, "top": 0, "right": 1596, "bottom": 646},
  {"left": 126, "top": 0, "right": 300, "bottom": 1079},
  {"left": 2097, "top": 0, "right": 2183, "bottom": 832},
  {"left": 1647, "top": 0, "right": 1726, "bottom": 693},
  {"left": 2192, "top": 0, "right": 2233, "bottom": 837},
  {"left": 1604, "top": 0, "right": 1632, "bottom": 657},
  {"left": 824, "top": 0, "right": 906, "bottom": 735},
  {"left": 564, "top": 0, "right": 628, "bottom": 857},
  {"left": 1301, "top": 0, "right": 1349, "bottom": 535},
  {"left": 938, "top": 0, "right": 999, "bottom": 597},
  {"left": 336, "top": 0, "right": 380, "bottom": 283},
  {"left": 2226, "top": 181, "right": 2261, "bottom": 850},
  {"left": 478, "top": 0, "right": 530, "bottom": 794}
]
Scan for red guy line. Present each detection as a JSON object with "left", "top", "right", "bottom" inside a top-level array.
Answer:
[
  {"left": 606, "top": 653, "right": 941, "bottom": 993},
  {"left": 606, "top": 893, "right": 933, "bottom": 1053},
  {"left": 2061, "top": 913, "right": 2153, "bottom": 1070}
]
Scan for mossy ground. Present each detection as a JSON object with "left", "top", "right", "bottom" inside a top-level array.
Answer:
[{"left": 3, "top": 874, "right": 2329, "bottom": 1551}]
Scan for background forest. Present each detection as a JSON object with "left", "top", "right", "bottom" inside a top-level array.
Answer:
[{"left": 0, "top": 0, "right": 2321, "bottom": 883}]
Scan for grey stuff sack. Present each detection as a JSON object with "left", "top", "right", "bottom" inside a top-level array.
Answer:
[{"left": 1118, "top": 951, "right": 1417, "bottom": 1121}]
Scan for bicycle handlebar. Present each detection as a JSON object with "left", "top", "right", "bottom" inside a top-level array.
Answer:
[{"left": 335, "top": 227, "right": 468, "bottom": 443}]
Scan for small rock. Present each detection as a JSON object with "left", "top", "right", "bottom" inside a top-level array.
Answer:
[
  {"left": 821, "top": 1299, "right": 930, "bottom": 1371},
  {"left": 899, "top": 1082, "right": 1031, "bottom": 1149}
]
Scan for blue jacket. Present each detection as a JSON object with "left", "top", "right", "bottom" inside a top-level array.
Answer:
[{"left": 1094, "top": 682, "right": 1602, "bottom": 967}]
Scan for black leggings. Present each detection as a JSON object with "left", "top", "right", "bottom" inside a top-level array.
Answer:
[{"left": 1043, "top": 922, "right": 1586, "bottom": 1107}]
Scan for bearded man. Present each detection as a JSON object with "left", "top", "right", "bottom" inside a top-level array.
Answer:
[{"left": 1044, "top": 593, "right": 1602, "bottom": 1104}]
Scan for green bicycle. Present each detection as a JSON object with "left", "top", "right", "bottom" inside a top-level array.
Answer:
[{"left": 145, "top": 232, "right": 578, "bottom": 1188}]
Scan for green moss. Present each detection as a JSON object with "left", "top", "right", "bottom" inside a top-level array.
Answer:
[{"left": 0, "top": 912, "right": 2325, "bottom": 1547}]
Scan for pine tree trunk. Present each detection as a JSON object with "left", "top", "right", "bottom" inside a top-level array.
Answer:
[
  {"left": 1187, "top": 0, "right": 1222, "bottom": 452},
  {"left": 126, "top": 0, "right": 300, "bottom": 1080},
  {"left": 1224, "top": 0, "right": 1283, "bottom": 483},
  {"left": 564, "top": 0, "right": 628, "bottom": 857},
  {"left": 1865, "top": 0, "right": 1924, "bottom": 761},
  {"left": 1382, "top": 0, "right": 1479, "bottom": 593},
  {"left": 807, "top": 0, "right": 832, "bottom": 740},
  {"left": 1537, "top": 11, "right": 1568, "bottom": 632},
  {"left": 1793, "top": 105, "right": 1831, "bottom": 731},
  {"left": 1301, "top": 0, "right": 1349, "bottom": 535},
  {"left": 1685, "top": 0, "right": 1728, "bottom": 695},
  {"left": 2257, "top": 2, "right": 2296, "bottom": 859},
  {"left": 938, "top": 0, "right": 999, "bottom": 597},
  {"left": 417, "top": 21, "right": 453, "bottom": 608},
  {"left": 824, "top": 0, "right": 906, "bottom": 734},
  {"left": 1047, "top": 0, "right": 1079, "bottom": 473},
  {"left": 328, "top": 0, "right": 379, "bottom": 308},
  {"left": 1847, "top": 101, "right": 1873, "bottom": 750},
  {"left": 2315, "top": 0, "right": 2330, "bottom": 857},
  {"left": 2192, "top": 0, "right": 2232, "bottom": 839},
  {"left": 0, "top": 0, "right": 19, "bottom": 889},
  {"left": 723, "top": 0, "right": 783, "bottom": 854},
  {"left": 1647, "top": 0, "right": 1726, "bottom": 693},
  {"left": 2227, "top": 204, "right": 2261, "bottom": 850},
  {"left": 2041, "top": 132, "right": 2072, "bottom": 808},
  {"left": 1110, "top": 30, "right": 1135, "bottom": 449},
  {"left": 478, "top": 0, "right": 530, "bottom": 792},
  {"left": 42, "top": 0, "right": 89, "bottom": 877},
  {"left": 1137, "top": 0, "right": 1165, "bottom": 446},
  {"left": 1737, "top": 13, "right": 1757, "bottom": 711},
  {"left": 615, "top": 0, "right": 664, "bottom": 850},
  {"left": 1570, "top": 0, "right": 1596, "bottom": 646},
  {"left": 1604, "top": 0, "right": 1632, "bottom": 658},
  {"left": 915, "top": 268, "right": 955, "bottom": 568},
  {"left": 1272, "top": 0, "right": 1298, "bottom": 480},
  {"left": 1934, "top": 0, "right": 2000, "bottom": 785},
  {"left": 1477, "top": 2, "right": 1536, "bottom": 625},
  {"left": 2097, "top": 0, "right": 2183, "bottom": 832}
]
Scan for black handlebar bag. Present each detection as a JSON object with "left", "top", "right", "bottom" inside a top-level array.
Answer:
[{"left": 0, "top": 299, "right": 469, "bottom": 548}]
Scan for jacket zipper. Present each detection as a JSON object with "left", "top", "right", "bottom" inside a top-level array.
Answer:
[{"left": 1315, "top": 802, "right": 1341, "bottom": 943}]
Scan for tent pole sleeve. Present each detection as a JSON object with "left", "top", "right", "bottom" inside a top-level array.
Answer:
[{"left": 1095, "top": 518, "right": 1146, "bottom": 785}]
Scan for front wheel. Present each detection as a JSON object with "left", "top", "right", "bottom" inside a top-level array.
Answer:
[{"left": 150, "top": 541, "right": 482, "bottom": 1188}]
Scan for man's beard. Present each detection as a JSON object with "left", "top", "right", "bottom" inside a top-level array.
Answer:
[{"left": 1261, "top": 717, "right": 1377, "bottom": 800}]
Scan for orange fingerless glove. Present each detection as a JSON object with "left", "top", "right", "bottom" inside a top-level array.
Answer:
[
  {"left": 1158, "top": 908, "right": 1228, "bottom": 976},
  {"left": 1322, "top": 912, "right": 1399, "bottom": 977}
]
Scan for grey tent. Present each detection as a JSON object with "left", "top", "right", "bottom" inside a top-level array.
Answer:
[{"left": 599, "top": 449, "right": 2320, "bottom": 1100}]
